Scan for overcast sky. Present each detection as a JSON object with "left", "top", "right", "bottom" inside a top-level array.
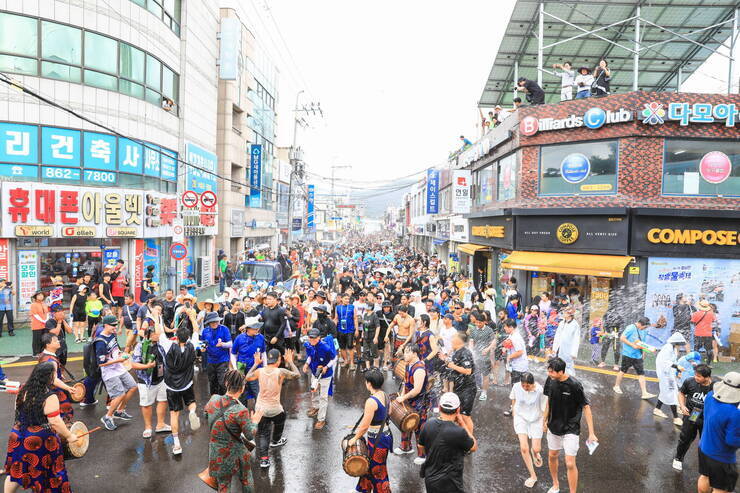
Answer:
[{"left": 253, "top": 0, "right": 733, "bottom": 198}]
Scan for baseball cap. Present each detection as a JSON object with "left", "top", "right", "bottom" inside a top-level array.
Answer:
[
  {"left": 439, "top": 392, "right": 461, "bottom": 411},
  {"left": 713, "top": 372, "right": 740, "bottom": 404},
  {"left": 307, "top": 328, "right": 320, "bottom": 338},
  {"left": 102, "top": 314, "right": 118, "bottom": 326},
  {"left": 444, "top": 313, "right": 454, "bottom": 320},
  {"left": 266, "top": 349, "right": 281, "bottom": 365}
]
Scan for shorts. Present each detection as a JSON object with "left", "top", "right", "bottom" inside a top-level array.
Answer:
[
  {"left": 103, "top": 372, "right": 137, "bottom": 399},
  {"left": 475, "top": 357, "right": 492, "bottom": 375},
  {"left": 546, "top": 431, "right": 579, "bottom": 456},
  {"left": 72, "top": 312, "right": 86, "bottom": 323},
  {"left": 166, "top": 386, "right": 196, "bottom": 412},
  {"left": 698, "top": 449, "right": 738, "bottom": 492},
  {"left": 113, "top": 296, "right": 124, "bottom": 307},
  {"left": 338, "top": 331, "right": 354, "bottom": 350},
  {"left": 362, "top": 338, "right": 378, "bottom": 360},
  {"left": 620, "top": 355, "right": 645, "bottom": 376},
  {"left": 138, "top": 381, "right": 167, "bottom": 407},
  {"left": 456, "top": 387, "right": 476, "bottom": 416},
  {"left": 514, "top": 416, "right": 544, "bottom": 439},
  {"left": 510, "top": 370, "right": 525, "bottom": 385}
]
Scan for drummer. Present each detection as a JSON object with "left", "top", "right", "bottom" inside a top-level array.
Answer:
[
  {"left": 37, "top": 333, "right": 76, "bottom": 425},
  {"left": 4, "top": 361, "right": 79, "bottom": 493},
  {"left": 43, "top": 306, "right": 72, "bottom": 367},
  {"left": 394, "top": 345, "right": 429, "bottom": 465},
  {"left": 344, "top": 368, "right": 393, "bottom": 493}
]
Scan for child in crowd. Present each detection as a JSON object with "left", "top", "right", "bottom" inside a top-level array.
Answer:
[{"left": 589, "top": 318, "right": 603, "bottom": 366}]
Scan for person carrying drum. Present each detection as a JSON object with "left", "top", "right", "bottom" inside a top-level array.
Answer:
[
  {"left": 344, "top": 368, "right": 393, "bottom": 493},
  {"left": 37, "top": 333, "right": 76, "bottom": 425},
  {"left": 4, "top": 362, "right": 79, "bottom": 493},
  {"left": 394, "top": 345, "right": 429, "bottom": 465},
  {"left": 96, "top": 315, "right": 138, "bottom": 432}
]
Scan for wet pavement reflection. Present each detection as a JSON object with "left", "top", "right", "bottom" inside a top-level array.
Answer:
[{"left": 0, "top": 358, "right": 704, "bottom": 492}]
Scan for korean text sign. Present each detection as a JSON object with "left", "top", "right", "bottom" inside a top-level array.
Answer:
[{"left": 426, "top": 169, "right": 440, "bottom": 214}]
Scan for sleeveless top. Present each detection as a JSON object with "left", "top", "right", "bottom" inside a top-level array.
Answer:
[
  {"left": 16, "top": 391, "right": 54, "bottom": 428},
  {"left": 369, "top": 394, "right": 388, "bottom": 426},
  {"left": 404, "top": 360, "right": 428, "bottom": 406},
  {"left": 255, "top": 367, "right": 284, "bottom": 418},
  {"left": 416, "top": 329, "right": 434, "bottom": 360}
]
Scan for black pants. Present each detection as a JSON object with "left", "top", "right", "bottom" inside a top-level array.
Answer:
[
  {"left": 32, "top": 330, "right": 44, "bottom": 356},
  {"left": 266, "top": 340, "right": 285, "bottom": 356},
  {"left": 675, "top": 416, "right": 702, "bottom": 461},
  {"left": 256, "top": 412, "right": 286, "bottom": 459},
  {"left": 87, "top": 316, "right": 100, "bottom": 338},
  {"left": 695, "top": 336, "right": 713, "bottom": 363},
  {"left": 0, "top": 310, "right": 14, "bottom": 335},
  {"left": 601, "top": 338, "right": 621, "bottom": 366},
  {"left": 206, "top": 361, "right": 228, "bottom": 396}
]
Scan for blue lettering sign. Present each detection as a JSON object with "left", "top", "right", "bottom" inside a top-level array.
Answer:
[
  {"left": 307, "top": 184, "right": 315, "bottom": 231},
  {"left": 42, "top": 166, "right": 81, "bottom": 182},
  {"left": 83, "top": 132, "right": 117, "bottom": 170},
  {"left": 160, "top": 149, "right": 178, "bottom": 181},
  {"left": 185, "top": 142, "right": 218, "bottom": 194},
  {"left": 118, "top": 138, "right": 144, "bottom": 174},
  {"left": 0, "top": 164, "right": 38, "bottom": 179},
  {"left": 249, "top": 144, "right": 262, "bottom": 208},
  {"left": 143, "top": 144, "right": 161, "bottom": 177},
  {"left": 560, "top": 153, "right": 591, "bottom": 184},
  {"left": 41, "top": 127, "right": 80, "bottom": 166},
  {"left": 426, "top": 169, "right": 440, "bottom": 214},
  {"left": 0, "top": 123, "right": 39, "bottom": 164}
]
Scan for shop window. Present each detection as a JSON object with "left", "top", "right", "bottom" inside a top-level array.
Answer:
[
  {"left": 497, "top": 153, "right": 517, "bottom": 201},
  {"left": 475, "top": 164, "right": 495, "bottom": 206},
  {"left": 120, "top": 43, "right": 145, "bottom": 83},
  {"left": 663, "top": 139, "right": 740, "bottom": 197},
  {"left": 0, "top": 54, "right": 37, "bottom": 75},
  {"left": 84, "top": 32, "right": 118, "bottom": 74},
  {"left": 84, "top": 69, "right": 117, "bottom": 91},
  {"left": 539, "top": 140, "right": 618, "bottom": 196},
  {"left": 119, "top": 79, "right": 145, "bottom": 98},
  {"left": 42, "top": 22, "right": 81, "bottom": 66},
  {"left": 146, "top": 55, "right": 162, "bottom": 91},
  {"left": 42, "top": 62, "right": 82, "bottom": 83},
  {"left": 0, "top": 13, "right": 38, "bottom": 57}
]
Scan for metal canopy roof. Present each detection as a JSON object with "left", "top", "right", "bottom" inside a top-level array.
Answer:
[{"left": 479, "top": 0, "right": 740, "bottom": 107}]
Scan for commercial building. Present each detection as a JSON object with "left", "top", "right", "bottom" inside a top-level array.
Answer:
[{"left": 0, "top": 0, "right": 221, "bottom": 313}]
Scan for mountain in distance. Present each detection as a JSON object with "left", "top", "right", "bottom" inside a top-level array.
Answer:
[{"left": 350, "top": 179, "right": 414, "bottom": 218}]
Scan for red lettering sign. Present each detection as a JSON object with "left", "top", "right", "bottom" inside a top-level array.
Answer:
[{"left": 8, "top": 188, "right": 30, "bottom": 223}]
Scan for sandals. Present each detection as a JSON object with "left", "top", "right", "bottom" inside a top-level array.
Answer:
[
  {"left": 532, "top": 450, "right": 543, "bottom": 467},
  {"left": 524, "top": 478, "right": 537, "bottom": 488}
]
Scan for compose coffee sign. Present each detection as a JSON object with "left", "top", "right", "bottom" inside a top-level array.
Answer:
[{"left": 631, "top": 215, "right": 739, "bottom": 258}]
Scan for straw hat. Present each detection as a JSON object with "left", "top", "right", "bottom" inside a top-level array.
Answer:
[
  {"left": 197, "top": 298, "right": 221, "bottom": 312},
  {"left": 697, "top": 299, "right": 712, "bottom": 311}
]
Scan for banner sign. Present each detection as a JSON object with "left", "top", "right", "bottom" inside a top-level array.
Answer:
[
  {"left": 185, "top": 142, "right": 218, "bottom": 194},
  {"left": 426, "top": 169, "right": 440, "bottom": 214},
  {"left": 452, "top": 170, "right": 471, "bottom": 214},
  {"left": 17, "top": 250, "right": 38, "bottom": 312},
  {"left": 307, "top": 184, "right": 315, "bottom": 231},
  {"left": 249, "top": 144, "right": 262, "bottom": 208},
  {"left": 0, "top": 239, "right": 9, "bottom": 281}
]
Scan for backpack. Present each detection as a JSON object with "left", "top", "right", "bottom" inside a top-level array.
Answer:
[{"left": 83, "top": 337, "right": 104, "bottom": 379}]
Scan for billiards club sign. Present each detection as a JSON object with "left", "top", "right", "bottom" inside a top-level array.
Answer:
[{"left": 520, "top": 107, "right": 633, "bottom": 136}]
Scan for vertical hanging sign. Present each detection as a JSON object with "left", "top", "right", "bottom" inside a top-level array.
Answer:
[
  {"left": 426, "top": 169, "right": 440, "bottom": 214},
  {"left": 249, "top": 144, "right": 262, "bottom": 208},
  {"left": 307, "top": 184, "right": 315, "bottom": 232}
]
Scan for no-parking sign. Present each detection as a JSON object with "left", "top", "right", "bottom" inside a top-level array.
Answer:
[
  {"left": 181, "top": 190, "right": 198, "bottom": 209},
  {"left": 200, "top": 190, "right": 217, "bottom": 208},
  {"left": 169, "top": 242, "right": 188, "bottom": 261}
]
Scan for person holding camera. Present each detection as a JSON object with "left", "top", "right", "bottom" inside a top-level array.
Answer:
[{"left": 516, "top": 77, "right": 545, "bottom": 105}]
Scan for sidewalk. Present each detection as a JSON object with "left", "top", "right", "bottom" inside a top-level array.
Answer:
[{"left": 0, "top": 284, "right": 220, "bottom": 358}]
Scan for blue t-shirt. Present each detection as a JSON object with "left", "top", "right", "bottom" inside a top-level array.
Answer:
[
  {"left": 589, "top": 326, "right": 600, "bottom": 344},
  {"left": 231, "top": 333, "right": 266, "bottom": 368},
  {"left": 336, "top": 304, "right": 355, "bottom": 333},
  {"left": 621, "top": 323, "right": 646, "bottom": 360},
  {"left": 201, "top": 324, "right": 231, "bottom": 365},
  {"left": 304, "top": 339, "right": 336, "bottom": 378},
  {"left": 699, "top": 391, "right": 740, "bottom": 464},
  {"left": 506, "top": 302, "right": 519, "bottom": 320}
]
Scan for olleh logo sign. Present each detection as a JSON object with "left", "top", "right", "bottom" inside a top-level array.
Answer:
[{"left": 520, "top": 108, "right": 632, "bottom": 136}]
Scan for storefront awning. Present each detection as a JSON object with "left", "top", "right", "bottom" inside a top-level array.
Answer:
[
  {"left": 457, "top": 243, "right": 489, "bottom": 255},
  {"left": 501, "top": 251, "right": 632, "bottom": 278},
  {"left": 433, "top": 239, "right": 449, "bottom": 246}
]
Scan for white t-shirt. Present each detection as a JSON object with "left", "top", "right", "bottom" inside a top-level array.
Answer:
[
  {"left": 508, "top": 332, "right": 529, "bottom": 372},
  {"left": 509, "top": 382, "right": 546, "bottom": 422},
  {"left": 439, "top": 325, "right": 457, "bottom": 355}
]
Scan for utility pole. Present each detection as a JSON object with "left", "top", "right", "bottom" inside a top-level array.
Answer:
[{"left": 287, "top": 92, "right": 322, "bottom": 249}]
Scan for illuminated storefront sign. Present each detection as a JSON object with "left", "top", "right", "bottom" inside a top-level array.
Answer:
[{"left": 640, "top": 102, "right": 738, "bottom": 127}]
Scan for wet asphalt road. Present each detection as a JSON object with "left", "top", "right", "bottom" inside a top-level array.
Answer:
[{"left": 0, "top": 358, "right": 711, "bottom": 493}]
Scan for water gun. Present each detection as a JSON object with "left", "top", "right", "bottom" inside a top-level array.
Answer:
[
  {"left": 0, "top": 380, "right": 20, "bottom": 394},
  {"left": 141, "top": 339, "right": 155, "bottom": 376},
  {"left": 635, "top": 341, "right": 657, "bottom": 353}
]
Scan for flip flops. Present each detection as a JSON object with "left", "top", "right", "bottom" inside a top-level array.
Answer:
[{"left": 524, "top": 478, "right": 537, "bottom": 488}]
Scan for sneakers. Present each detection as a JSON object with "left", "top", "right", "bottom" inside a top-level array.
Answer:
[
  {"left": 413, "top": 457, "right": 426, "bottom": 465},
  {"left": 479, "top": 393, "right": 488, "bottom": 401},
  {"left": 394, "top": 447, "right": 414, "bottom": 455},
  {"left": 260, "top": 458, "right": 271, "bottom": 468},
  {"left": 270, "top": 437, "right": 288, "bottom": 448},
  {"left": 653, "top": 408, "right": 668, "bottom": 419},
  {"left": 79, "top": 400, "right": 98, "bottom": 408},
  {"left": 673, "top": 417, "right": 683, "bottom": 427},
  {"left": 641, "top": 392, "right": 656, "bottom": 400},
  {"left": 101, "top": 415, "right": 117, "bottom": 431},
  {"left": 113, "top": 410, "right": 133, "bottom": 420},
  {"left": 189, "top": 410, "right": 201, "bottom": 431},
  {"left": 672, "top": 459, "right": 683, "bottom": 471},
  {"left": 612, "top": 386, "right": 623, "bottom": 394}
]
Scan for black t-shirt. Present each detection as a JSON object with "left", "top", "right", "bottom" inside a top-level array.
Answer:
[
  {"left": 260, "top": 305, "right": 286, "bottom": 341},
  {"left": 339, "top": 275, "right": 352, "bottom": 292},
  {"left": 162, "top": 299, "right": 177, "bottom": 328},
  {"left": 679, "top": 378, "right": 712, "bottom": 413},
  {"left": 544, "top": 376, "right": 589, "bottom": 436},
  {"left": 419, "top": 418, "right": 474, "bottom": 493},
  {"left": 524, "top": 80, "right": 545, "bottom": 103},
  {"left": 451, "top": 347, "right": 476, "bottom": 392}
]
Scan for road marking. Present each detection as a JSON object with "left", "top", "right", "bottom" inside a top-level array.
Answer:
[
  {"left": 3, "top": 356, "right": 83, "bottom": 368},
  {"left": 530, "top": 356, "right": 659, "bottom": 382}
]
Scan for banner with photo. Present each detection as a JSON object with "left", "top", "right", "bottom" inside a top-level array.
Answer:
[{"left": 644, "top": 257, "right": 740, "bottom": 346}]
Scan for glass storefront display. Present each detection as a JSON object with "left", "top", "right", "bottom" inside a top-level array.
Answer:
[
  {"left": 663, "top": 139, "right": 740, "bottom": 196},
  {"left": 539, "top": 140, "right": 619, "bottom": 196}
]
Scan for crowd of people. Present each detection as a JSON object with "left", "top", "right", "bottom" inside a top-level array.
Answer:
[{"left": 2, "top": 237, "right": 739, "bottom": 493}]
